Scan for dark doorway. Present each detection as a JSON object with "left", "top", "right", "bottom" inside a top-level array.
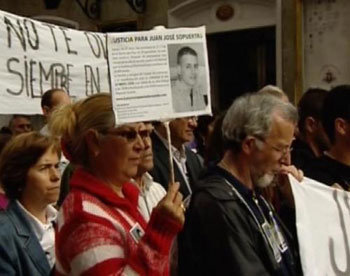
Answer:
[{"left": 207, "top": 26, "right": 276, "bottom": 112}]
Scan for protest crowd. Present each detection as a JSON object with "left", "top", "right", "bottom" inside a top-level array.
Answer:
[
  {"left": 0, "top": 6, "right": 350, "bottom": 276},
  {"left": 0, "top": 82, "right": 350, "bottom": 276}
]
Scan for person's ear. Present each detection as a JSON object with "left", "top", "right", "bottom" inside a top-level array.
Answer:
[
  {"left": 85, "top": 129, "right": 101, "bottom": 157},
  {"left": 335, "top": 118, "right": 347, "bottom": 136},
  {"left": 242, "top": 136, "right": 256, "bottom": 155},
  {"left": 42, "top": 106, "right": 50, "bottom": 117},
  {"left": 305, "top": 116, "right": 317, "bottom": 134}
]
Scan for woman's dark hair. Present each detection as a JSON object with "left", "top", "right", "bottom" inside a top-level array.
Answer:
[{"left": 0, "top": 132, "right": 60, "bottom": 200}]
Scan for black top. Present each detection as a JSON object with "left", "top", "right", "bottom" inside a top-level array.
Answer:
[
  {"left": 291, "top": 138, "right": 316, "bottom": 171},
  {"left": 304, "top": 154, "right": 350, "bottom": 190},
  {"left": 150, "top": 132, "right": 204, "bottom": 198},
  {"left": 178, "top": 166, "right": 300, "bottom": 276}
]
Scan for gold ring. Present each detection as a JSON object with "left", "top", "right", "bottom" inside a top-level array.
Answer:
[{"left": 180, "top": 203, "right": 186, "bottom": 212}]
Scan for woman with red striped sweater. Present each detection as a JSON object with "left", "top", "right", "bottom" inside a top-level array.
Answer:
[{"left": 49, "top": 93, "right": 184, "bottom": 275}]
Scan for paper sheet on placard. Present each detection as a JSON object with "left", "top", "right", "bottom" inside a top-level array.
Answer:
[
  {"left": 107, "top": 26, "right": 212, "bottom": 124},
  {"left": 0, "top": 9, "right": 110, "bottom": 114},
  {"left": 289, "top": 175, "right": 350, "bottom": 276}
]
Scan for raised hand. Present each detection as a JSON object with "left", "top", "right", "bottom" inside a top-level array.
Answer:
[{"left": 155, "top": 182, "right": 185, "bottom": 226}]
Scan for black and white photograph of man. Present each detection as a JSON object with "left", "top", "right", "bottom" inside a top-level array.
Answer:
[{"left": 168, "top": 44, "right": 208, "bottom": 113}]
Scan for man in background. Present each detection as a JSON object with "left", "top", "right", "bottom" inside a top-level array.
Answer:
[
  {"left": 133, "top": 122, "right": 166, "bottom": 222},
  {"left": 292, "top": 88, "right": 330, "bottom": 171},
  {"left": 304, "top": 85, "right": 350, "bottom": 190},
  {"left": 40, "top": 88, "right": 71, "bottom": 136},
  {"left": 151, "top": 117, "right": 203, "bottom": 200},
  {"left": 8, "top": 115, "right": 32, "bottom": 136}
]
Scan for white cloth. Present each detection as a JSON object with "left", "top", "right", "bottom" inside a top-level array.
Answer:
[
  {"left": 17, "top": 201, "right": 57, "bottom": 268},
  {"left": 133, "top": 173, "right": 166, "bottom": 222},
  {"left": 290, "top": 175, "right": 350, "bottom": 276}
]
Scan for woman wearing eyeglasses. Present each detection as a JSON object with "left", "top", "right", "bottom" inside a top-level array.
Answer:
[{"left": 50, "top": 93, "right": 184, "bottom": 275}]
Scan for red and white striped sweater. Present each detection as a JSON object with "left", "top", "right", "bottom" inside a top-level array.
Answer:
[{"left": 55, "top": 168, "right": 182, "bottom": 275}]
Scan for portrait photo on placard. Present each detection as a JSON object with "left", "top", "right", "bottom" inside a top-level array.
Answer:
[{"left": 167, "top": 43, "right": 209, "bottom": 114}]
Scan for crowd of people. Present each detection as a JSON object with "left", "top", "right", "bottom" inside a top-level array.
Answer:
[{"left": 0, "top": 84, "right": 348, "bottom": 275}]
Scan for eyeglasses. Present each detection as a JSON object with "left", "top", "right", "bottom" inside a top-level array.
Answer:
[
  {"left": 101, "top": 127, "right": 153, "bottom": 142},
  {"left": 188, "top": 116, "right": 198, "bottom": 122},
  {"left": 254, "top": 136, "right": 293, "bottom": 156},
  {"left": 180, "top": 116, "right": 197, "bottom": 122}
]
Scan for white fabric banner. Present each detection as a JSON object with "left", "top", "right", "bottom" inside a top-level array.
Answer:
[
  {"left": 290, "top": 176, "right": 350, "bottom": 276},
  {"left": 0, "top": 9, "right": 212, "bottom": 125},
  {"left": 107, "top": 26, "right": 211, "bottom": 124},
  {"left": 0, "top": 9, "right": 110, "bottom": 114}
]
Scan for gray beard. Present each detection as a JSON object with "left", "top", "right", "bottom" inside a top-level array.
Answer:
[{"left": 253, "top": 173, "right": 275, "bottom": 188}]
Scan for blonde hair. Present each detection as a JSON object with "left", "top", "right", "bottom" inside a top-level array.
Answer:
[{"left": 49, "top": 93, "right": 115, "bottom": 167}]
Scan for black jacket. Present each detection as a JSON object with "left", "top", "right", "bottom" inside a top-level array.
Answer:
[
  {"left": 291, "top": 138, "right": 317, "bottom": 172},
  {"left": 304, "top": 154, "right": 350, "bottom": 190},
  {"left": 150, "top": 132, "right": 203, "bottom": 198},
  {"left": 178, "top": 169, "right": 300, "bottom": 276}
]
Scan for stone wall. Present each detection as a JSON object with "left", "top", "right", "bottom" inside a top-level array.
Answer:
[{"left": 0, "top": 0, "right": 168, "bottom": 31}]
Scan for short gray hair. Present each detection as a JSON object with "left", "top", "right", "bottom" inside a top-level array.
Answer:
[
  {"left": 222, "top": 93, "right": 297, "bottom": 152},
  {"left": 258, "top": 85, "right": 288, "bottom": 100}
]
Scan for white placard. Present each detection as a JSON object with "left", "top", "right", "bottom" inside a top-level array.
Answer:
[
  {"left": 107, "top": 26, "right": 212, "bottom": 124},
  {"left": 0, "top": 9, "right": 110, "bottom": 114},
  {"left": 290, "top": 176, "right": 350, "bottom": 276}
]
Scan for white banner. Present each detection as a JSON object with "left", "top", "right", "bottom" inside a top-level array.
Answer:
[
  {"left": 290, "top": 176, "right": 350, "bottom": 276},
  {"left": 0, "top": 9, "right": 110, "bottom": 114},
  {"left": 107, "top": 26, "right": 211, "bottom": 124}
]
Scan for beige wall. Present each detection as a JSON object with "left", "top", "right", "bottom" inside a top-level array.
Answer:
[
  {"left": 140, "top": 0, "right": 168, "bottom": 30},
  {"left": 0, "top": 0, "right": 168, "bottom": 128},
  {"left": 169, "top": 0, "right": 185, "bottom": 9},
  {"left": 0, "top": 0, "right": 168, "bottom": 31},
  {"left": 0, "top": 0, "right": 96, "bottom": 30},
  {"left": 168, "top": 0, "right": 275, "bottom": 34},
  {"left": 102, "top": 0, "right": 168, "bottom": 30}
]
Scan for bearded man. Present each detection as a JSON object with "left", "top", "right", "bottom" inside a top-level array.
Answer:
[{"left": 178, "top": 93, "right": 303, "bottom": 276}]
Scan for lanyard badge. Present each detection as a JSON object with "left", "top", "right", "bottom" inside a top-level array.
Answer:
[
  {"left": 262, "top": 221, "right": 282, "bottom": 263},
  {"left": 270, "top": 214, "right": 288, "bottom": 253},
  {"left": 129, "top": 223, "right": 145, "bottom": 243}
]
